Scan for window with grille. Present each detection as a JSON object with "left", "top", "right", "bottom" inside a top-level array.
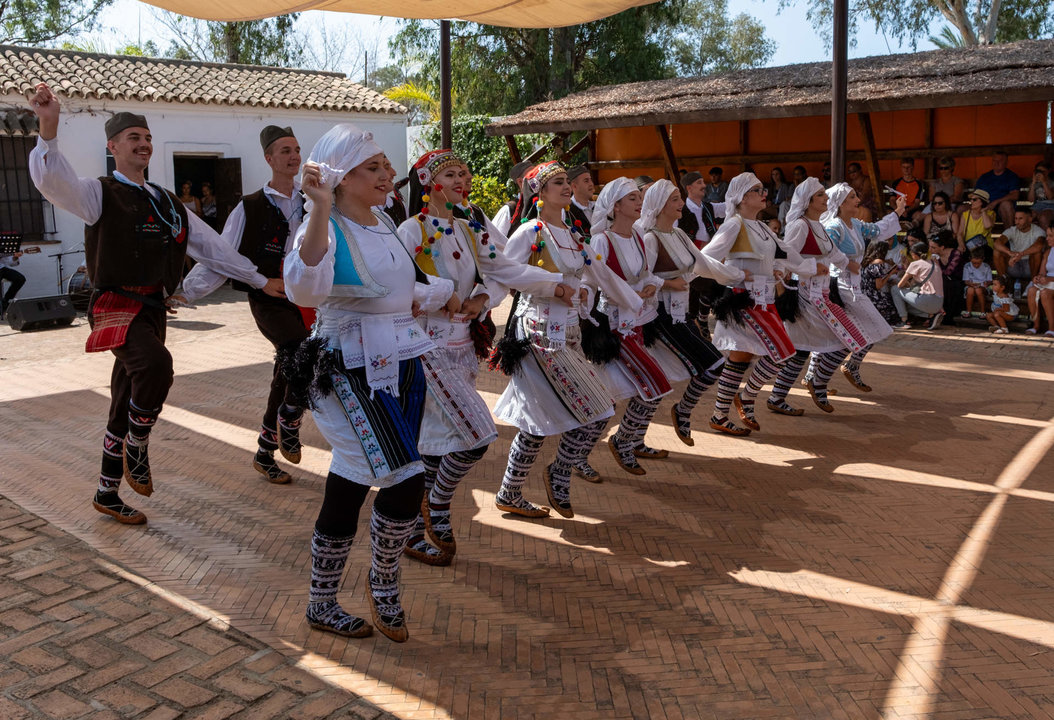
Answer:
[{"left": 0, "top": 135, "right": 55, "bottom": 242}]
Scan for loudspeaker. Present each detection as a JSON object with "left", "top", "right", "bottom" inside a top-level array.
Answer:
[{"left": 6, "top": 295, "right": 76, "bottom": 332}]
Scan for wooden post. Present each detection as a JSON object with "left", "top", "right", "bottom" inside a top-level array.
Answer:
[
  {"left": 739, "top": 120, "right": 749, "bottom": 172},
  {"left": 504, "top": 135, "right": 522, "bottom": 165},
  {"left": 439, "top": 21, "right": 452, "bottom": 149},
  {"left": 654, "top": 125, "right": 681, "bottom": 181},
  {"left": 831, "top": 0, "right": 848, "bottom": 182},
  {"left": 588, "top": 130, "right": 598, "bottom": 183},
  {"left": 924, "top": 108, "right": 935, "bottom": 182},
  {"left": 858, "top": 112, "right": 885, "bottom": 214}
]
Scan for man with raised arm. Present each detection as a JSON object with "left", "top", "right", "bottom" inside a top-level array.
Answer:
[{"left": 27, "top": 82, "right": 283, "bottom": 525}]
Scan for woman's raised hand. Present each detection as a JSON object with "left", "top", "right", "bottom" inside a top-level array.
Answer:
[{"left": 301, "top": 162, "right": 331, "bottom": 204}]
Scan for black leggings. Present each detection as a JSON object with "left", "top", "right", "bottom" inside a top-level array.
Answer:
[{"left": 314, "top": 471, "right": 426, "bottom": 537}]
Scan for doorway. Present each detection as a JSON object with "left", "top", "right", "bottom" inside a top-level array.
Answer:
[{"left": 172, "top": 155, "right": 242, "bottom": 231}]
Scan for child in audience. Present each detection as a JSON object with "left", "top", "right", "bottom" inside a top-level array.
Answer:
[
  {"left": 986, "top": 275, "right": 1019, "bottom": 334},
  {"left": 961, "top": 247, "right": 992, "bottom": 318}
]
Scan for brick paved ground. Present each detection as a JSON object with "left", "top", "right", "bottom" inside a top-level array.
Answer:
[{"left": 1, "top": 287, "right": 1053, "bottom": 720}]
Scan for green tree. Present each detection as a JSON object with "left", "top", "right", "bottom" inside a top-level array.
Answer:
[
  {"left": 157, "top": 11, "right": 303, "bottom": 66},
  {"left": 789, "top": 0, "right": 1053, "bottom": 47},
  {"left": 671, "top": 0, "right": 776, "bottom": 76},
  {"left": 389, "top": 1, "right": 686, "bottom": 117},
  {"left": 2, "top": 0, "right": 113, "bottom": 45}
]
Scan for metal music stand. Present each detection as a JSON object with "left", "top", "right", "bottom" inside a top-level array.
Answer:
[{"left": 48, "top": 247, "right": 85, "bottom": 294}]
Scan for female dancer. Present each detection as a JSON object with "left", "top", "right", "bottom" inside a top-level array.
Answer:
[
  {"left": 284, "top": 125, "right": 458, "bottom": 643},
  {"left": 765, "top": 178, "right": 868, "bottom": 414},
  {"left": 492, "top": 162, "right": 643, "bottom": 518},
  {"left": 700, "top": 172, "right": 807, "bottom": 435},
  {"left": 635, "top": 179, "right": 738, "bottom": 446},
  {"left": 397, "top": 150, "right": 564, "bottom": 564},
  {"left": 582, "top": 177, "right": 672, "bottom": 476},
  {"left": 807, "top": 185, "right": 906, "bottom": 401}
]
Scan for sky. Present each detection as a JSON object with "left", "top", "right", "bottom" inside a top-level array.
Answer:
[{"left": 86, "top": 0, "right": 938, "bottom": 81}]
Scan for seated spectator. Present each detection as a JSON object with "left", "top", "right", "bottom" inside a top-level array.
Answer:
[
  {"left": 929, "top": 156, "right": 966, "bottom": 209},
  {"left": 886, "top": 232, "right": 911, "bottom": 272},
  {"left": 846, "top": 162, "right": 876, "bottom": 221},
  {"left": 994, "top": 208, "right": 1045, "bottom": 283},
  {"left": 1027, "top": 161, "right": 1054, "bottom": 229},
  {"left": 961, "top": 247, "right": 992, "bottom": 318},
  {"left": 974, "top": 150, "right": 1020, "bottom": 228},
  {"left": 704, "top": 167, "right": 727, "bottom": 203},
  {"left": 0, "top": 249, "right": 26, "bottom": 319},
  {"left": 930, "top": 229, "right": 965, "bottom": 321},
  {"left": 821, "top": 160, "right": 833, "bottom": 188},
  {"left": 985, "top": 275, "right": 1019, "bottom": 334},
  {"left": 923, "top": 191, "right": 959, "bottom": 241},
  {"left": 892, "top": 157, "right": 925, "bottom": 223},
  {"left": 892, "top": 241, "right": 945, "bottom": 330},
  {"left": 860, "top": 240, "right": 900, "bottom": 325},
  {"left": 791, "top": 165, "right": 807, "bottom": 188},
  {"left": 958, "top": 189, "right": 995, "bottom": 255},
  {"left": 1025, "top": 225, "right": 1054, "bottom": 336}
]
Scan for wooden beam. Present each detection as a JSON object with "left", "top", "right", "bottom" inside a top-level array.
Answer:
[
  {"left": 857, "top": 112, "right": 885, "bottom": 214},
  {"left": 584, "top": 143, "right": 1053, "bottom": 171},
  {"left": 504, "top": 135, "right": 522, "bottom": 165},
  {"left": 524, "top": 132, "right": 569, "bottom": 164},
  {"left": 559, "top": 133, "right": 590, "bottom": 164},
  {"left": 654, "top": 125, "right": 681, "bottom": 181}
]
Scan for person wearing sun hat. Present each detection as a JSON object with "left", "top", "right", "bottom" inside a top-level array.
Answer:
[
  {"left": 396, "top": 149, "right": 564, "bottom": 565},
  {"left": 26, "top": 82, "right": 279, "bottom": 526}
]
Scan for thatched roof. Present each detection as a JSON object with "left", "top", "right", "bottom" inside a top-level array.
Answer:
[{"left": 487, "top": 39, "right": 1054, "bottom": 136}]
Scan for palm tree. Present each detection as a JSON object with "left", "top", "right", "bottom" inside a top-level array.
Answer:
[{"left": 929, "top": 25, "right": 966, "bottom": 49}]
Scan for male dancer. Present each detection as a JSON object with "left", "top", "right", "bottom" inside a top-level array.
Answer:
[
  {"left": 180, "top": 126, "right": 308, "bottom": 484},
  {"left": 28, "top": 83, "right": 282, "bottom": 525},
  {"left": 565, "top": 164, "right": 595, "bottom": 236}
]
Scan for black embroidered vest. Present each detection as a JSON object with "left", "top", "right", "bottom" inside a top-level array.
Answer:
[
  {"left": 232, "top": 189, "right": 290, "bottom": 291},
  {"left": 84, "top": 177, "right": 189, "bottom": 294}
]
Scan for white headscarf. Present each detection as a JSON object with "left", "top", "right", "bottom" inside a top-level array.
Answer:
[
  {"left": 786, "top": 177, "right": 824, "bottom": 226},
  {"left": 820, "top": 182, "right": 854, "bottom": 225},
  {"left": 633, "top": 179, "right": 679, "bottom": 235},
  {"left": 591, "top": 177, "right": 638, "bottom": 235},
  {"left": 725, "top": 172, "right": 763, "bottom": 216},
  {"left": 302, "top": 123, "right": 385, "bottom": 212}
]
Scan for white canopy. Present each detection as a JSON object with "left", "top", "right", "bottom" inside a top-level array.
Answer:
[{"left": 140, "top": 0, "right": 658, "bottom": 28}]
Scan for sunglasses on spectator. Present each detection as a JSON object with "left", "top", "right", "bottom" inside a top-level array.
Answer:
[
  {"left": 933, "top": 200, "right": 945, "bottom": 205},
  {"left": 939, "top": 165, "right": 951, "bottom": 170}
]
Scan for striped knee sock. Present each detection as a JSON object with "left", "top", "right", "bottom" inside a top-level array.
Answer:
[
  {"left": 497, "top": 432, "right": 545, "bottom": 506},
  {"left": 814, "top": 349, "right": 850, "bottom": 389},
  {"left": 714, "top": 359, "right": 751, "bottom": 419},
  {"left": 845, "top": 344, "right": 872, "bottom": 370},
  {"left": 770, "top": 350, "right": 810, "bottom": 402},
  {"left": 614, "top": 397, "right": 661, "bottom": 448},
  {"left": 97, "top": 431, "right": 124, "bottom": 494},
  {"left": 426, "top": 446, "right": 488, "bottom": 542}
]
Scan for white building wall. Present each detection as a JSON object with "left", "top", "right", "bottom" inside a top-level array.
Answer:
[{"left": 2, "top": 94, "right": 407, "bottom": 299}]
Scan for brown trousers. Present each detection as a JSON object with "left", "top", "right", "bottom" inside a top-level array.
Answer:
[
  {"left": 93, "top": 302, "right": 173, "bottom": 437},
  {"left": 247, "top": 290, "right": 309, "bottom": 428}
]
